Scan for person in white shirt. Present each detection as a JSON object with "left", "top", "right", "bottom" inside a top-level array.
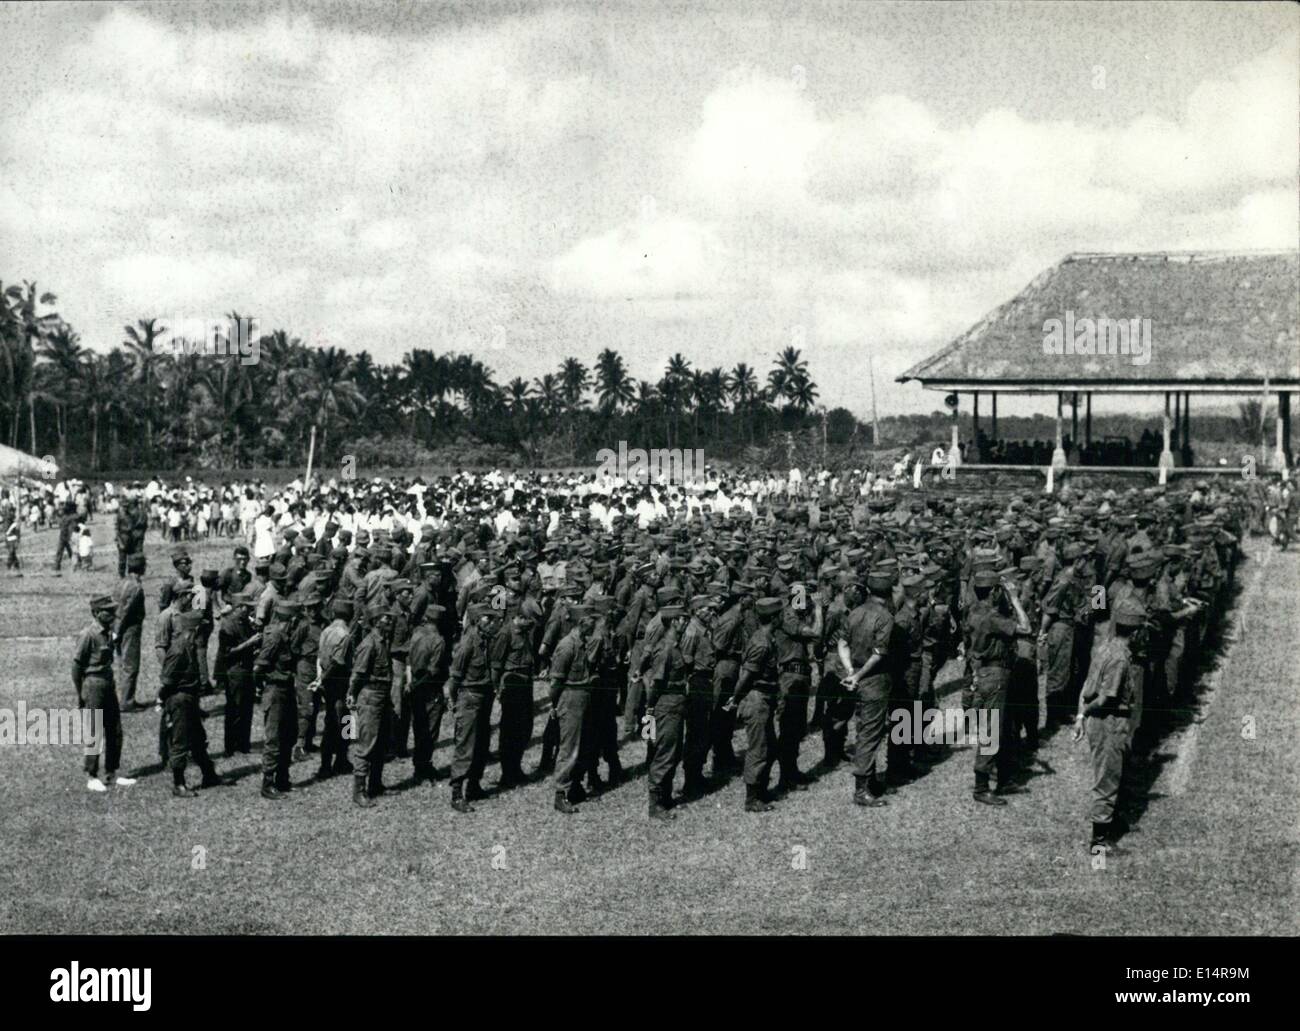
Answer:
[{"left": 252, "top": 507, "right": 277, "bottom": 560}]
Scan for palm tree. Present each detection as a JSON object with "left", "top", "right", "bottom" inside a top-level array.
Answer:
[
  {"left": 291, "top": 346, "right": 365, "bottom": 464},
  {"left": 123, "top": 317, "right": 168, "bottom": 464},
  {"left": 559, "top": 356, "right": 590, "bottom": 412},
  {"left": 5, "top": 281, "right": 60, "bottom": 452},
  {"left": 534, "top": 373, "right": 563, "bottom": 428},
  {"left": 787, "top": 372, "right": 820, "bottom": 415},
  {"left": 36, "top": 325, "right": 85, "bottom": 463},
  {"left": 726, "top": 362, "right": 759, "bottom": 442},
  {"left": 594, "top": 348, "right": 635, "bottom": 414}
]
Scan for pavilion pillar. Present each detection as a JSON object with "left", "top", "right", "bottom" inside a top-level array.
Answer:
[
  {"left": 973, "top": 391, "right": 980, "bottom": 457},
  {"left": 1051, "top": 392, "right": 1067, "bottom": 471},
  {"left": 1084, "top": 393, "right": 1092, "bottom": 447},
  {"left": 991, "top": 392, "right": 998, "bottom": 441},
  {"left": 1071, "top": 392, "right": 1078, "bottom": 449},
  {"left": 1273, "top": 391, "right": 1289, "bottom": 473},
  {"left": 1159, "top": 391, "right": 1174, "bottom": 472},
  {"left": 950, "top": 393, "right": 961, "bottom": 467},
  {"left": 1282, "top": 392, "right": 1292, "bottom": 469},
  {"left": 1182, "top": 392, "right": 1191, "bottom": 452}
]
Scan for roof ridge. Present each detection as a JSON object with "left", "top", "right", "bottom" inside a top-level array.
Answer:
[{"left": 1064, "top": 249, "right": 1299, "bottom": 263}]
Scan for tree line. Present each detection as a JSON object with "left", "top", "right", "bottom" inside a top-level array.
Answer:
[{"left": 1, "top": 279, "right": 860, "bottom": 473}]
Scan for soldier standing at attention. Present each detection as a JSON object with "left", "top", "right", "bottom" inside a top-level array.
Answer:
[
  {"left": 679, "top": 594, "right": 717, "bottom": 800},
  {"left": 447, "top": 603, "right": 498, "bottom": 813},
  {"left": 1074, "top": 596, "right": 1146, "bottom": 854},
  {"left": 838, "top": 569, "right": 895, "bottom": 808},
  {"left": 548, "top": 605, "right": 598, "bottom": 814},
  {"left": 314, "top": 597, "right": 357, "bottom": 781},
  {"left": 406, "top": 602, "right": 449, "bottom": 786},
  {"left": 158, "top": 601, "right": 230, "bottom": 797},
  {"left": 818, "top": 577, "right": 856, "bottom": 770},
  {"left": 772, "top": 586, "right": 822, "bottom": 793},
  {"left": 291, "top": 590, "right": 326, "bottom": 762},
  {"left": 492, "top": 609, "right": 536, "bottom": 789},
  {"left": 348, "top": 603, "right": 396, "bottom": 807},
  {"left": 965, "top": 568, "right": 1032, "bottom": 805},
  {"left": 214, "top": 545, "right": 253, "bottom": 697},
  {"left": 219, "top": 588, "right": 261, "bottom": 756},
  {"left": 580, "top": 593, "right": 624, "bottom": 792},
  {"left": 72, "top": 594, "right": 135, "bottom": 792},
  {"left": 113, "top": 553, "right": 147, "bottom": 711},
  {"left": 726, "top": 596, "right": 784, "bottom": 813},
  {"left": 253, "top": 598, "right": 301, "bottom": 800},
  {"left": 154, "top": 575, "right": 195, "bottom": 765},
  {"left": 387, "top": 579, "right": 415, "bottom": 759},
  {"left": 645, "top": 604, "right": 688, "bottom": 820}
]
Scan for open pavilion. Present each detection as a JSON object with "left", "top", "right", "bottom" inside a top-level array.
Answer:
[{"left": 897, "top": 250, "right": 1299, "bottom": 485}]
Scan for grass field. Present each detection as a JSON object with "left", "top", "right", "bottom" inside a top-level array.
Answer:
[{"left": 2, "top": 517, "right": 1297, "bottom": 935}]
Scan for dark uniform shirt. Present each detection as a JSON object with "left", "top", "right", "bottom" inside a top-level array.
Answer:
[{"left": 72, "top": 622, "right": 114, "bottom": 687}]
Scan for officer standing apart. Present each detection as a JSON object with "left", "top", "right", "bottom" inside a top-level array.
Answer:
[{"left": 72, "top": 594, "right": 136, "bottom": 792}]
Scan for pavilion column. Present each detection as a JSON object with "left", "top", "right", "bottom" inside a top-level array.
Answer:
[
  {"left": 991, "top": 392, "right": 998, "bottom": 441},
  {"left": 1051, "top": 392, "right": 1067, "bottom": 470},
  {"left": 1273, "top": 391, "right": 1289, "bottom": 472},
  {"left": 1159, "top": 391, "right": 1174, "bottom": 471},
  {"left": 1282, "top": 392, "right": 1292, "bottom": 469},
  {"left": 1085, "top": 393, "right": 1092, "bottom": 447},
  {"left": 1071, "top": 392, "right": 1078, "bottom": 449},
  {"left": 1173, "top": 393, "right": 1181, "bottom": 449},
  {"left": 950, "top": 393, "right": 961, "bottom": 467},
  {"left": 1182, "top": 392, "right": 1191, "bottom": 452},
  {"left": 973, "top": 391, "right": 980, "bottom": 457}
]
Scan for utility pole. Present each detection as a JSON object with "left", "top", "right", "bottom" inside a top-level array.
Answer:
[{"left": 868, "top": 353, "right": 882, "bottom": 446}]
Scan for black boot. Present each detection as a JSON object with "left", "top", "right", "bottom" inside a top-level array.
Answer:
[
  {"left": 451, "top": 781, "right": 474, "bottom": 813},
  {"left": 172, "top": 768, "right": 196, "bottom": 799},
  {"left": 973, "top": 773, "right": 1006, "bottom": 806},
  {"left": 260, "top": 776, "right": 287, "bottom": 801},
  {"left": 853, "top": 774, "right": 886, "bottom": 807},
  {"left": 199, "top": 765, "right": 231, "bottom": 788},
  {"left": 649, "top": 792, "right": 676, "bottom": 820},
  {"left": 554, "top": 789, "right": 578, "bottom": 814},
  {"left": 744, "top": 784, "right": 774, "bottom": 813},
  {"left": 352, "top": 775, "right": 374, "bottom": 808}
]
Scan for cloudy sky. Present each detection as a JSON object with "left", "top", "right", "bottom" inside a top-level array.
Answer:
[{"left": 1, "top": 0, "right": 1296, "bottom": 416}]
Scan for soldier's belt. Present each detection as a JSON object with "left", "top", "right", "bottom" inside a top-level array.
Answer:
[
  {"left": 459, "top": 681, "right": 493, "bottom": 693},
  {"left": 562, "top": 679, "right": 596, "bottom": 689},
  {"left": 780, "top": 661, "right": 812, "bottom": 676}
]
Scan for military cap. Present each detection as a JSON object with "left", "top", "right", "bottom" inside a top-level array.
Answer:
[
  {"left": 233, "top": 545, "right": 250, "bottom": 559},
  {"left": 419, "top": 561, "right": 439, "bottom": 572},
  {"left": 591, "top": 595, "right": 615, "bottom": 614},
  {"left": 337, "top": 529, "right": 353, "bottom": 542},
  {"left": 423, "top": 603, "right": 447, "bottom": 621},
  {"left": 690, "top": 594, "right": 717, "bottom": 612},
  {"left": 254, "top": 556, "right": 272, "bottom": 570},
  {"left": 273, "top": 598, "right": 301, "bottom": 617},
  {"left": 89, "top": 593, "right": 115, "bottom": 612},
  {"left": 754, "top": 596, "right": 784, "bottom": 617},
  {"left": 1113, "top": 596, "right": 1146, "bottom": 627},
  {"left": 126, "top": 553, "right": 146, "bottom": 573},
  {"left": 1019, "top": 555, "right": 1043, "bottom": 572},
  {"left": 301, "top": 527, "right": 316, "bottom": 543},
  {"left": 901, "top": 574, "right": 925, "bottom": 594},
  {"left": 467, "top": 602, "right": 492, "bottom": 621},
  {"left": 268, "top": 562, "right": 288, "bottom": 581},
  {"left": 170, "top": 546, "right": 191, "bottom": 563},
  {"left": 656, "top": 586, "right": 682, "bottom": 605},
  {"left": 330, "top": 597, "right": 355, "bottom": 620},
  {"left": 657, "top": 604, "right": 685, "bottom": 621},
  {"left": 389, "top": 578, "right": 413, "bottom": 593},
  {"left": 371, "top": 545, "right": 391, "bottom": 562},
  {"left": 283, "top": 527, "right": 299, "bottom": 540},
  {"left": 368, "top": 601, "right": 397, "bottom": 622},
  {"left": 776, "top": 553, "right": 795, "bottom": 571},
  {"left": 200, "top": 568, "right": 219, "bottom": 587},
  {"left": 1127, "top": 552, "right": 1160, "bottom": 579},
  {"left": 1061, "top": 542, "right": 1084, "bottom": 561},
  {"left": 972, "top": 568, "right": 1001, "bottom": 588}
]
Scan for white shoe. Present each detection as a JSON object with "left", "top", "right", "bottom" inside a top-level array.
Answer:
[
  {"left": 113, "top": 775, "right": 137, "bottom": 787},
  {"left": 87, "top": 777, "right": 107, "bottom": 792}
]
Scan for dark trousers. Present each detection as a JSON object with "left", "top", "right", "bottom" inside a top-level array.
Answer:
[
  {"left": 647, "top": 691, "right": 685, "bottom": 804},
  {"left": 497, "top": 672, "right": 533, "bottom": 778},
  {"left": 820, "top": 667, "right": 854, "bottom": 765},
  {"left": 583, "top": 673, "right": 622, "bottom": 777},
  {"left": 971, "top": 666, "right": 1009, "bottom": 783},
  {"left": 163, "top": 688, "right": 215, "bottom": 776},
  {"left": 555, "top": 687, "right": 590, "bottom": 794},
  {"left": 622, "top": 640, "right": 646, "bottom": 734},
  {"left": 81, "top": 675, "right": 123, "bottom": 777},
  {"left": 1007, "top": 654, "right": 1040, "bottom": 756},
  {"left": 195, "top": 628, "right": 212, "bottom": 691},
  {"left": 116, "top": 625, "right": 141, "bottom": 705},
  {"left": 852, "top": 676, "right": 891, "bottom": 782},
  {"left": 775, "top": 674, "right": 810, "bottom": 780},
  {"left": 223, "top": 665, "right": 255, "bottom": 753},
  {"left": 739, "top": 688, "right": 777, "bottom": 788},
  {"left": 683, "top": 671, "right": 714, "bottom": 782},
  {"left": 54, "top": 532, "right": 72, "bottom": 570},
  {"left": 410, "top": 676, "right": 448, "bottom": 774},
  {"left": 711, "top": 661, "right": 740, "bottom": 766},
  {"left": 450, "top": 687, "right": 494, "bottom": 787},
  {"left": 295, "top": 677, "right": 320, "bottom": 751},
  {"left": 261, "top": 682, "right": 297, "bottom": 788},
  {"left": 351, "top": 685, "right": 391, "bottom": 787},
  {"left": 1087, "top": 713, "right": 1130, "bottom": 823},
  {"left": 389, "top": 659, "right": 409, "bottom": 754}
]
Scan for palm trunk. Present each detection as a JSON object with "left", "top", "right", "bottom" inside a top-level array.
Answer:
[
  {"left": 28, "top": 392, "right": 37, "bottom": 454},
  {"left": 90, "top": 410, "right": 99, "bottom": 470}
]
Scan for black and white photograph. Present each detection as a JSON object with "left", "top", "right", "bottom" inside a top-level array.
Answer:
[{"left": 1, "top": 0, "right": 1296, "bottom": 1001}]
